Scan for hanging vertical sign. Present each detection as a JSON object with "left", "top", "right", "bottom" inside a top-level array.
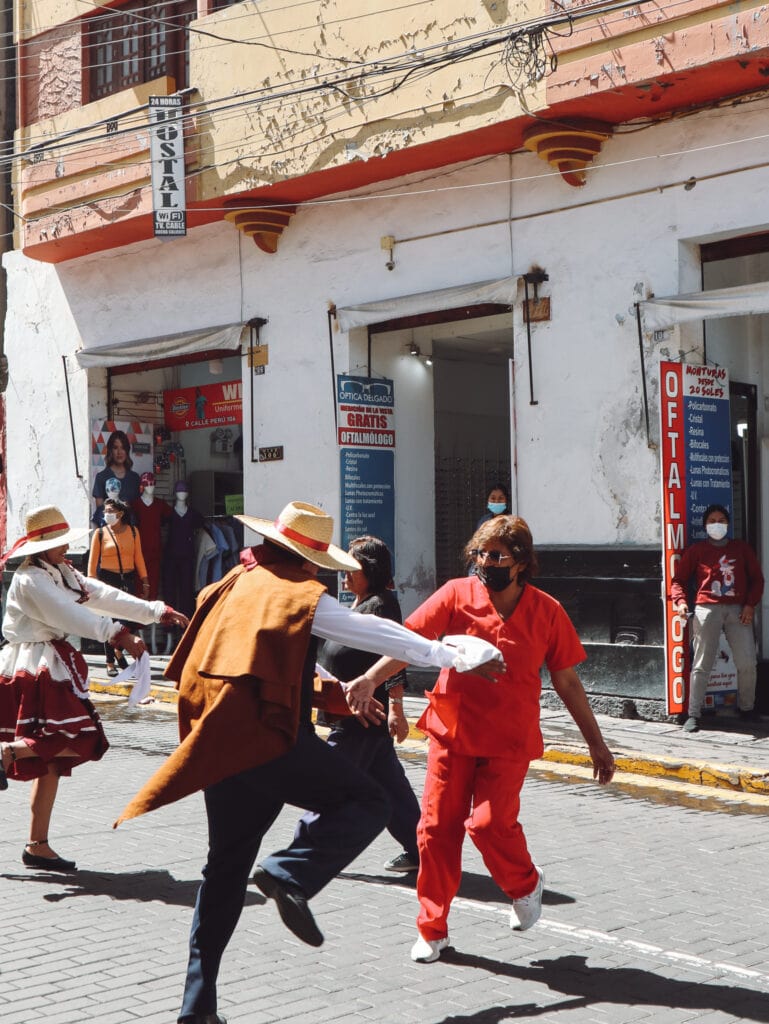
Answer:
[
  {"left": 660, "top": 361, "right": 733, "bottom": 714},
  {"left": 337, "top": 376, "right": 396, "bottom": 602},
  {"left": 149, "top": 95, "right": 187, "bottom": 238}
]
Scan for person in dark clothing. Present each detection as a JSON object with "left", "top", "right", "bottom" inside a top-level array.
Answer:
[{"left": 295, "top": 535, "right": 421, "bottom": 874}]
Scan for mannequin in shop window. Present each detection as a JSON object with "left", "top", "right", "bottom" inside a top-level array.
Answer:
[
  {"left": 163, "top": 481, "right": 205, "bottom": 624},
  {"left": 131, "top": 473, "right": 173, "bottom": 652}
]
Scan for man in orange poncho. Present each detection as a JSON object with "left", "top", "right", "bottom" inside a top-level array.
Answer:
[{"left": 117, "top": 501, "right": 495, "bottom": 1024}]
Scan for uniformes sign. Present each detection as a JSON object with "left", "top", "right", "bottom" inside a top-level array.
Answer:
[{"left": 659, "top": 361, "right": 733, "bottom": 714}]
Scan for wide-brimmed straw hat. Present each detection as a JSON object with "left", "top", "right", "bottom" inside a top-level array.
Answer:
[
  {"left": 237, "top": 501, "right": 361, "bottom": 572},
  {"left": 2, "top": 505, "right": 89, "bottom": 562}
]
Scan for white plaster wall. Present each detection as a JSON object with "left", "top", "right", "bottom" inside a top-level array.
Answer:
[
  {"left": 2, "top": 250, "right": 92, "bottom": 553},
  {"left": 6, "top": 94, "right": 769, "bottom": 593}
]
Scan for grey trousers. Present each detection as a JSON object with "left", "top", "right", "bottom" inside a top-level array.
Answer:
[{"left": 688, "top": 603, "right": 757, "bottom": 716}]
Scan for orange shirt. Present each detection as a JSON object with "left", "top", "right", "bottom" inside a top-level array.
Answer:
[
  {"left": 88, "top": 524, "right": 148, "bottom": 580},
  {"left": 405, "top": 576, "right": 585, "bottom": 760}
]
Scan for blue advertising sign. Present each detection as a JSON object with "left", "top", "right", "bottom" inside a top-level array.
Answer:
[
  {"left": 337, "top": 375, "right": 396, "bottom": 604},
  {"left": 681, "top": 363, "right": 732, "bottom": 540},
  {"left": 340, "top": 448, "right": 395, "bottom": 553}
]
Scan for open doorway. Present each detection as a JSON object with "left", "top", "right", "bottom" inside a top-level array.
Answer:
[{"left": 431, "top": 324, "right": 513, "bottom": 586}]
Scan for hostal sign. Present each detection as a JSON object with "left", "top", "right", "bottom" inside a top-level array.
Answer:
[{"left": 149, "top": 95, "right": 187, "bottom": 238}]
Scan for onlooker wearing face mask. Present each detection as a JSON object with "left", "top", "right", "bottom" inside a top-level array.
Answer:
[
  {"left": 671, "top": 503, "right": 764, "bottom": 733},
  {"left": 476, "top": 483, "right": 510, "bottom": 531},
  {"left": 87, "top": 498, "right": 150, "bottom": 676}
]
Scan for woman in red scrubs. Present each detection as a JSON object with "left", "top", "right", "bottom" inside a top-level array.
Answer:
[{"left": 345, "top": 515, "right": 615, "bottom": 963}]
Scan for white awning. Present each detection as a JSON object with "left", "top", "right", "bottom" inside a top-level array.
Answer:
[
  {"left": 334, "top": 277, "right": 516, "bottom": 332},
  {"left": 641, "top": 281, "right": 769, "bottom": 331},
  {"left": 75, "top": 322, "right": 247, "bottom": 369}
]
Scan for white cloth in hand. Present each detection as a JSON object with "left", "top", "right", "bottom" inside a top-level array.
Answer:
[
  {"left": 113, "top": 653, "right": 153, "bottom": 705},
  {"left": 441, "top": 635, "right": 504, "bottom": 675}
]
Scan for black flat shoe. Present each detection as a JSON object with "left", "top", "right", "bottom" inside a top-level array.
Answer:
[
  {"left": 253, "top": 866, "right": 323, "bottom": 946},
  {"left": 106, "top": 665, "right": 118, "bottom": 677},
  {"left": 22, "top": 849, "right": 77, "bottom": 872},
  {"left": 178, "top": 1015, "right": 227, "bottom": 1024}
]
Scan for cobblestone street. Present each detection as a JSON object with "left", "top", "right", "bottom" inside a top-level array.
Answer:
[{"left": 1, "top": 697, "right": 768, "bottom": 1024}]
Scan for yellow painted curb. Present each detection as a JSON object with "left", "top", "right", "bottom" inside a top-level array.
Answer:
[
  {"left": 90, "top": 679, "right": 179, "bottom": 704},
  {"left": 540, "top": 746, "right": 769, "bottom": 796}
]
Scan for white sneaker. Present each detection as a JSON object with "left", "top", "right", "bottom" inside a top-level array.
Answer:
[
  {"left": 410, "top": 934, "right": 449, "bottom": 963},
  {"left": 510, "top": 866, "right": 544, "bottom": 931}
]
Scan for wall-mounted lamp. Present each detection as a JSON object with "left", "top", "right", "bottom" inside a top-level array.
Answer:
[
  {"left": 409, "top": 341, "right": 420, "bottom": 357},
  {"left": 425, "top": 354, "right": 433, "bottom": 366},
  {"left": 381, "top": 235, "right": 396, "bottom": 271}
]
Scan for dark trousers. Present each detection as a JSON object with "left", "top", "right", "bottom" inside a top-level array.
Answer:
[
  {"left": 295, "top": 721, "right": 420, "bottom": 863},
  {"left": 178, "top": 723, "right": 390, "bottom": 1021}
]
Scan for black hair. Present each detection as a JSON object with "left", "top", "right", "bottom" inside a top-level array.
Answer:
[
  {"left": 104, "top": 497, "right": 130, "bottom": 518},
  {"left": 702, "top": 504, "right": 730, "bottom": 528},
  {"left": 263, "top": 537, "right": 306, "bottom": 566},
  {"left": 486, "top": 482, "right": 510, "bottom": 505},
  {"left": 348, "top": 535, "right": 394, "bottom": 593}
]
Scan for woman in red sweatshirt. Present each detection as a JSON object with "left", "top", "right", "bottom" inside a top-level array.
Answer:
[{"left": 671, "top": 504, "right": 764, "bottom": 732}]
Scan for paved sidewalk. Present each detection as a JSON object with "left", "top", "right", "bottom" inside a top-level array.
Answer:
[{"left": 85, "top": 656, "right": 769, "bottom": 798}]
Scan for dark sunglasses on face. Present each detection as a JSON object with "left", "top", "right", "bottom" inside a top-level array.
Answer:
[{"left": 469, "top": 548, "right": 513, "bottom": 564}]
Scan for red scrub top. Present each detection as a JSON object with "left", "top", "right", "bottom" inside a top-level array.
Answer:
[{"left": 405, "top": 576, "right": 586, "bottom": 760}]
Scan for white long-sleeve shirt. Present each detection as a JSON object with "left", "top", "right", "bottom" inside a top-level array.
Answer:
[
  {"left": 2, "top": 562, "right": 165, "bottom": 647},
  {"left": 311, "top": 593, "right": 477, "bottom": 671}
]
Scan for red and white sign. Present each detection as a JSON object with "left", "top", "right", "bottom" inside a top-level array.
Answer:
[
  {"left": 660, "top": 362, "right": 688, "bottom": 714},
  {"left": 163, "top": 380, "right": 242, "bottom": 432},
  {"left": 337, "top": 405, "right": 395, "bottom": 448}
]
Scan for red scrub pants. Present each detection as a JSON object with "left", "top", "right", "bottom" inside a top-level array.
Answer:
[{"left": 416, "top": 739, "right": 538, "bottom": 940}]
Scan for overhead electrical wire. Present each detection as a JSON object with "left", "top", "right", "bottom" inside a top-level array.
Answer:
[{"left": 7, "top": 0, "right": 765, "bottom": 228}]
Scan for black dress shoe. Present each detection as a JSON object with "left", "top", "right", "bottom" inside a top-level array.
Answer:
[
  {"left": 252, "top": 866, "right": 324, "bottom": 946},
  {"left": 177, "top": 1015, "right": 227, "bottom": 1024},
  {"left": 22, "top": 849, "right": 77, "bottom": 872}
]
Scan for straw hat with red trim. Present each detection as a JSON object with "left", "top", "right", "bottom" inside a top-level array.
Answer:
[
  {"left": 236, "top": 501, "right": 361, "bottom": 572},
  {"left": 2, "top": 505, "right": 89, "bottom": 562}
]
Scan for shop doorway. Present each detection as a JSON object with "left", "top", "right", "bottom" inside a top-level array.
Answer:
[
  {"left": 729, "top": 381, "right": 758, "bottom": 546},
  {"left": 431, "top": 325, "right": 513, "bottom": 586}
]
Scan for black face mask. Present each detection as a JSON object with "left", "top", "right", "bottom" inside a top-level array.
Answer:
[{"left": 476, "top": 563, "right": 514, "bottom": 592}]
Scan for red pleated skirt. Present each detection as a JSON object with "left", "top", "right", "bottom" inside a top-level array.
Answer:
[{"left": 0, "top": 641, "right": 109, "bottom": 781}]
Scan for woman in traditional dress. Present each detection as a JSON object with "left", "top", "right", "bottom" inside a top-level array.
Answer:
[{"left": 0, "top": 504, "right": 188, "bottom": 872}]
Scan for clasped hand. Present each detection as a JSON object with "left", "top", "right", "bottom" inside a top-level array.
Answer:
[{"left": 343, "top": 675, "right": 386, "bottom": 727}]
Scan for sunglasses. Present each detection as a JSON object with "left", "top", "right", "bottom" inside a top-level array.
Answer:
[{"left": 469, "top": 548, "right": 513, "bottom": 564}]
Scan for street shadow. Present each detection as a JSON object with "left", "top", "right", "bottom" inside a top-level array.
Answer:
[
  {"left": 1, "top": 868, "right": 265, "bottom": 908},
  {"left": 431, "top": 952, "right": 769, "bottom": 1022},
  {"left": 339, "top": 869, "right": 575, "bottom": 907}
]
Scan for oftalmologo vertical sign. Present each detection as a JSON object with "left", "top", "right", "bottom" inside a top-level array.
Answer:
[{"left": 149, "top": 95, "right": 187, "bottom": 238}]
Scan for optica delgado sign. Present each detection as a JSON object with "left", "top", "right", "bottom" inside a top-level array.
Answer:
[
  {"left": 660, "top": 361, "right": 732, "bottom": 714},
  {"left": 163, "top": 380, "right": 242, "bottom": 432}
]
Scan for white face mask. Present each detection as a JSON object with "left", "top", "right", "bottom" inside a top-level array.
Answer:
[
  {"left": 176, "top": 491, "right": 189, "bottom": 502},
  {"left": 706, "top": 521, "right": 728, "bottom": 541},
  {"left": 104, "top": 512, "right": 119, "bottom": 526},
  {"left": 143, "top": 485, "right": 155, "bottom": 497}
]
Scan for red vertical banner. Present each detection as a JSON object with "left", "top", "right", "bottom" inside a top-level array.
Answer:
[{"left": 660, "top": 362, "right": 689, "bottom": 714}]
